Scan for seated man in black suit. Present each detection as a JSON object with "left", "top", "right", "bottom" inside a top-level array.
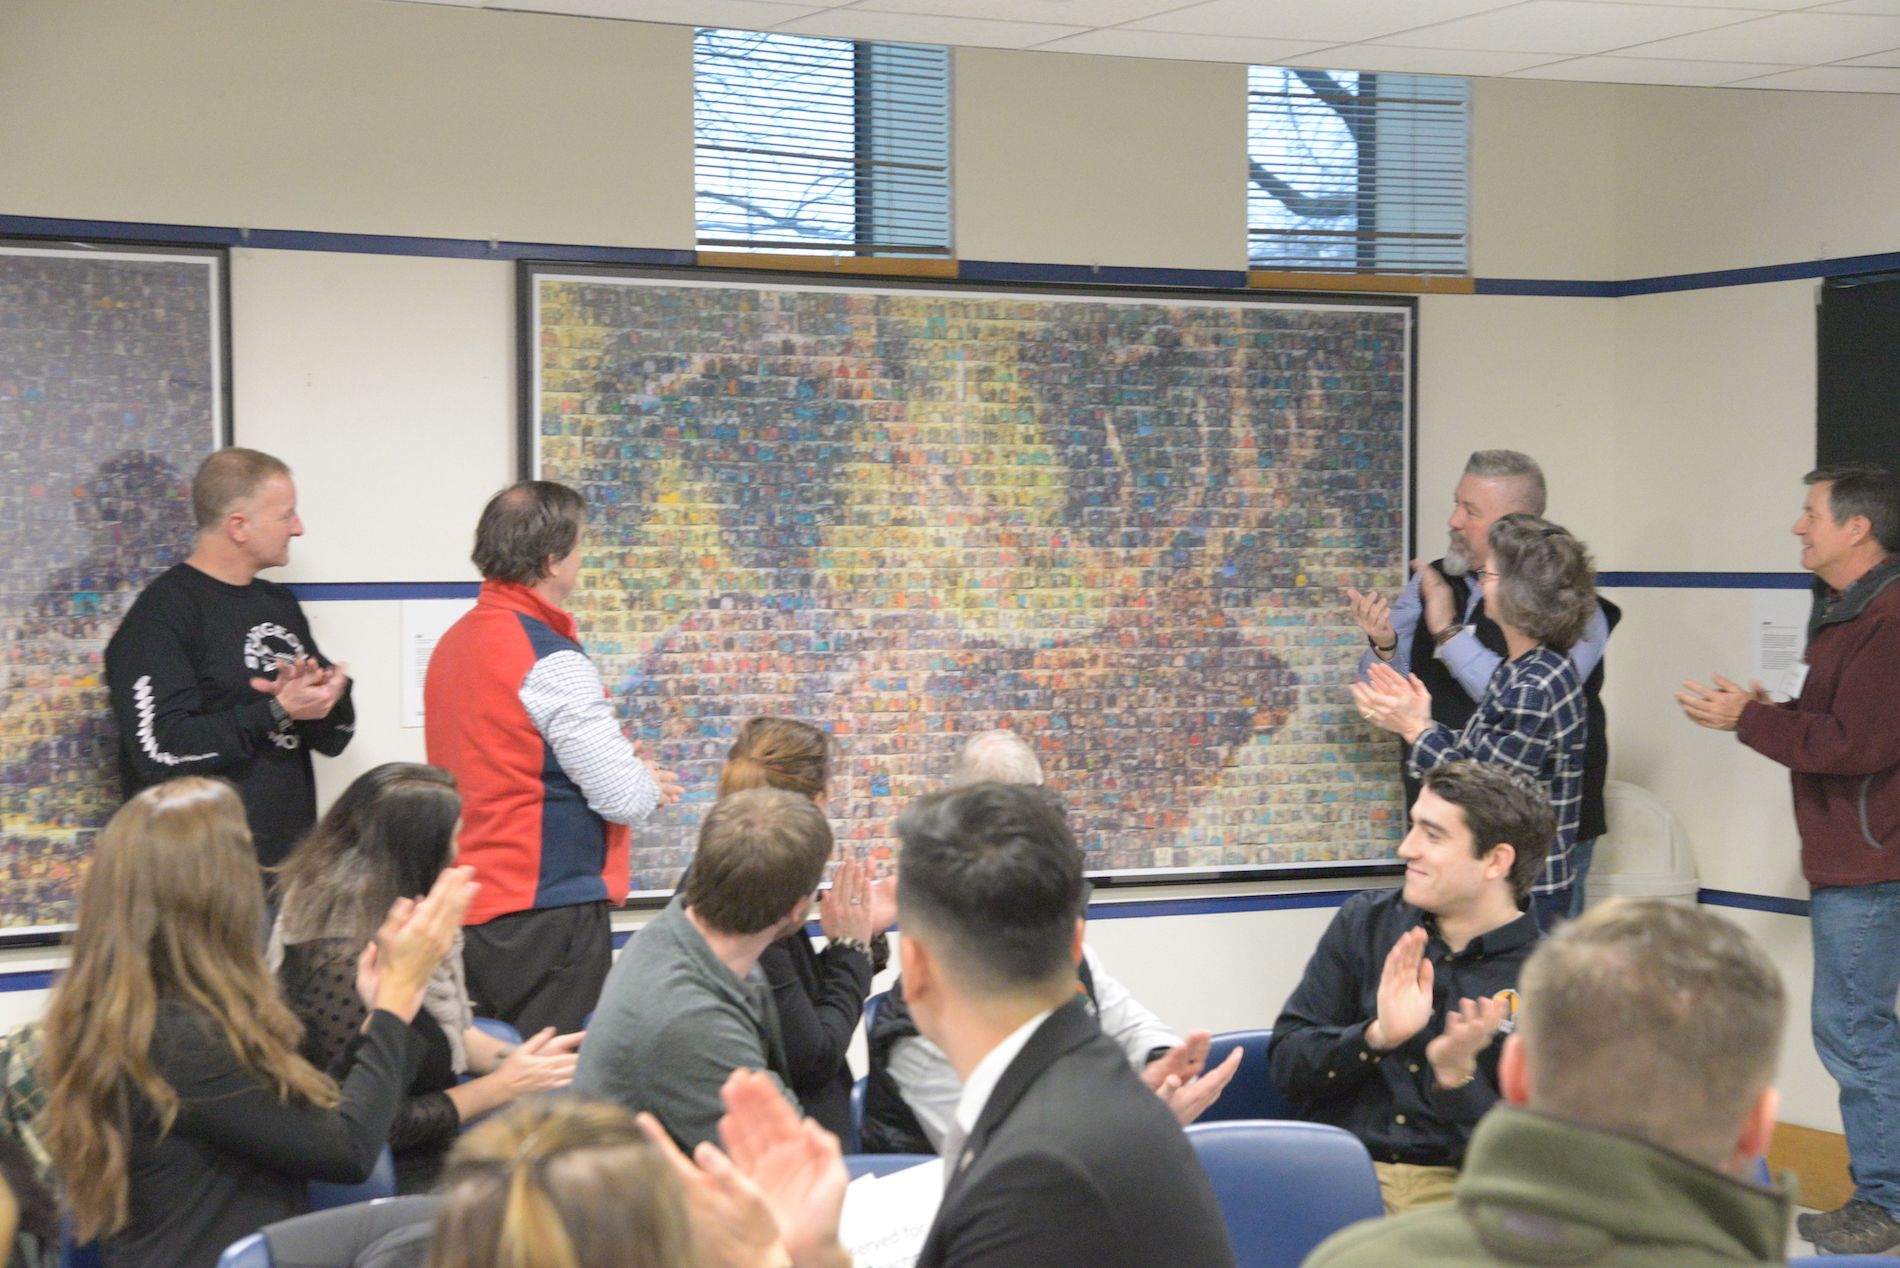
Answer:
[
  {"left": 1269, "top": 760, "right": 1551, "bottom": 1216},
  {"left": 897, "top": 781, "right": 1237, "bottom": 1268}
]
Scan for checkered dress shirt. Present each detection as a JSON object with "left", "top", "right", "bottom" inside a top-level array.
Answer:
[{"left": 1408, "top": 646, "right": 1587, "bottom": 894}]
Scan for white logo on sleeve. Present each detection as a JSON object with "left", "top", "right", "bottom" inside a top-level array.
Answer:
[{"left": 133, "top": 675, "right": 219, "bottom": 767}]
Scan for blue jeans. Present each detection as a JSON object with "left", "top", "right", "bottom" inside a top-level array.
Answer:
[
  {"left": 1566, "top": 837, "right": 1597, "bottom": 919},
  {"left": 1530, "top": 886, "right": 1574, "bottom": 933},
  {"left": 1811, "top": 881, "right": 1900, "bottom": 1216}
]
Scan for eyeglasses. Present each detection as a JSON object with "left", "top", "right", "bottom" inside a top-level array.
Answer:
[{"left": 1471, "top": 568, "right": 1498, "bottom": 581}]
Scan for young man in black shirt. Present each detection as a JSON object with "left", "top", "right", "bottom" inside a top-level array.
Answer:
[
  {"left": 1269, "top": 760, "right": 1551, "bottom": 1215},
  {"left": 105, "top": 448, "right": 352, "bottom": 864}
]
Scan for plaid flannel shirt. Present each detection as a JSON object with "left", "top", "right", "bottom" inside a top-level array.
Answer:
[{"left": 1408, "top": 646, "right": 1586, "bottom": 894}]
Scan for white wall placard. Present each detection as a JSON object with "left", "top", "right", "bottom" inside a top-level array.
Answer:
[
  {"left": 1751, "top": 588, "right": 1812, "bottom": 702},
  {"left": 400, "top": 598, "right": 477, "bottom": 728}
]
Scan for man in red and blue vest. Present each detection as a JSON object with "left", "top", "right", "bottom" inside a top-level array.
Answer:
[{"left": 426, "top": 481, "right": 680, "bottom": 1036}]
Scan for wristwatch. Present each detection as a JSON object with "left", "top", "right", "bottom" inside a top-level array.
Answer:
[{"left": 1433, "top": 623, "right": 1466, "bottom": 648}]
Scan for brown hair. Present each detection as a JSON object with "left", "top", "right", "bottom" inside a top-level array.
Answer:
[
  {"left": 41, "top": 778, "right": 339, "bottom": 1241},
  {"left": 1519, "top": 899, "right": 1784, "bottom": 1168},
  {"left": 274, "top": 763, "right": 462, "bottom": 949},
  {"left": 717, "top": 716, "right": 834, "bottom": 801},
  {"left": 682, "top": 789, "right": 832, "bottom": 936},
  {"left": 1487, "top": 513, "right": 1598, "bottom": 653},
  {"left": 472, "top": 482, "right": 587, "bottom": 586},
  {"left": 191, "top": 448, "right": 290, "bottom": 531},
  {"left": 1419, "top": 761, "right": 1555, "bottom": 907},
  {"left": 426, "top": 1099, "right": 692, "bottom": 1268}
]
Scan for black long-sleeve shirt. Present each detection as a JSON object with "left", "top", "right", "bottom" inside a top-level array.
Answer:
[
  {"left": 104, "top": 1001, "right": 423, "bottom": 1268},
  {"left": 758, "top": 933, "right": 875, "bottom": 1140},
  {"left": 1268, "top": 888, "right": 1539, "bottom": 1167},
  {"left": 279, "top": 938, "right": 462, "bottom": 1193},
  {"left": 104, "top": 563, "right": 353, "bottom": 864}
]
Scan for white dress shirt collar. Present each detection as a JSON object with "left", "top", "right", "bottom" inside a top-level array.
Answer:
[{"left": 952, "top": 1007, "right": 1056, "bottom": 1138}]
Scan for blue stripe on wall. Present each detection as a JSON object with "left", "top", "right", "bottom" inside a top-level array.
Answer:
[
  {"left": 1598, "top": 572, "right": 1811, "bottom": 589},
  {"left": 287, "top": 581, "right": 480, "bottom": 602},
  {"left": 12, "top": 211, "right": 1891, "bottom": 298},
  {"left": 1698, "top": 888, "right": 1811, "bottom": 917}
]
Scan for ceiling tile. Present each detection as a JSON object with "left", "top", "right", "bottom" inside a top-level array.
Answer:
[
  {"left": 1618, "top": 11, "right": 1900, "bottom": 61},
  {"left": 1122, "top": 0, "right": 1518, "bottom": 45},
  {"left": 1809, "top": 0, "right": 1900, "bottom": 14},
  {"left": 842, "top": 0, "right": 1188, "bottom": 22},
  {"left": 1578, "top": 0, "right": 1812, "bottom": 8},
  {"left": 1835, "top": 45, "right": 1900, "bottom": 63},
  {"left": 1724, "top": 62, "right": 1900, "bottom": 87},
  {"left": 771, "top": 8, "right": 1089, "bottom": 44},
  {"left": 1507, "top": 52, "right": 1802, "bottom": 83},
  {"left": 1284, "top": 43, "right": 1566, "bottom": 74},
  {"left": 1027, "top": 28, "right": 1337, "bottom": 60},
  {"left": 1376, "top": 1, "right": 1764, "bottom": 55},
  {"left": 494, "top": 0, "right": 826, "bottom": 22}
]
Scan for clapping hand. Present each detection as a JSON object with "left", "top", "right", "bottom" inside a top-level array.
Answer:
[
  {"left": 633, "top": 742, "right": 685, "bottom": 805},
  {"left": 1144, "top": 1031, "right": 1243, "bottom": 1125},
  {"left": 1675, "top": 674, "right": 1766, "bottom": 732},
  {"left": 1425, "top": 995, "right": 1510, "bottom": 1089},
  {"left": 251, "top": 655, "right": 350, "bottom": 720},
  {"left": 1349, "top": 661, "right": 1433, "bottom": 743},
  {"left": 1366, "top": 927, "right": 1435, "bottom": 1052},
  {"left": 819, "top": 860, "right": 874, "bottom": 946},
  {"left": 1347, "top": 587, "right": 1396, "bottom": 656}
]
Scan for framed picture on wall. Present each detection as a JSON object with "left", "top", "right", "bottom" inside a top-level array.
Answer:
[
  {"left": 0, "top": 238, "right": 229, "bottom": 937},
  {"left": 519, "top": 261, "right": 1414, "bottom": 896}
]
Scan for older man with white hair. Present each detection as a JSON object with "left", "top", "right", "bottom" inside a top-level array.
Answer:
[{"left": 858, "top": 730, "right": 1240, "bottom": 1153}]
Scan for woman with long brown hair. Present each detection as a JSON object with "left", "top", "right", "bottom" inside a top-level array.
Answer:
[
  {"left": 273, "top": 763, "right": 580, "bottom": 1192},
  {"left": 39, "top": 776, "right": 474, "bottom": 1268},
  {"left": 717, "top": 717, "right": 893, "bottom": 1139}
]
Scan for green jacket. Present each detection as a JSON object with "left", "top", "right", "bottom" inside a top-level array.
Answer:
[{"left": 1304, "top": 1106, "right": 1791, "bottom": 1267}]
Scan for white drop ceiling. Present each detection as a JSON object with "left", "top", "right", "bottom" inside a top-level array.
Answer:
[{"left": 396, "top": 0, "right": 1900, "bottom": 91}]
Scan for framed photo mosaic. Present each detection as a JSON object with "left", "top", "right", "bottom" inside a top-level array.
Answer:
[
  {"left": 0, "top": 239, "right": 228, "bottom": 933},
  {"left": 521, "top": 264, "right": 1412, "bottom": 893}
]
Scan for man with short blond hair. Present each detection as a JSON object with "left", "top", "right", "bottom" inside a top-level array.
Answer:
[
  {"left": 1305, "top": 899, "right": 1790, "bottom": 1268},
  {"left": 106, "top": 447, "right": 352, "bottom": 864}
]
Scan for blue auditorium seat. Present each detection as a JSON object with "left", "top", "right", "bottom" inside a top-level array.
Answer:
[
  {"left": 1185, "top": 1119, "right": 1383, "bottom": 1268},
  {"left": 1193, "top": 1029, "right": 1299, "bottom": 1123},
  {"left": 215, "top": 1232, "right": 271, "bottom": 1268},
  {"left": 845, "top": 1153, "right": 934, "bottom": 1180},
  {"left": 308, "top": 1146, "right": 397, "bottom": 1209}
]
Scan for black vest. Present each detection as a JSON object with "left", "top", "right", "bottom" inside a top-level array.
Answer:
[
  {"left": 1403, "top": 562, "right": 1620, "bottom": 844},
  {"left": 860, "top": 959, "right": 1101, "bottom": 1156}
]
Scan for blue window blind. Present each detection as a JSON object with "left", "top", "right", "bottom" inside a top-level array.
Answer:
[
  {"left": 695, "top": 28, "right": 952, "bottom": 257},
  {"left": 1248, "top": 68, "right": 1468, "bottom": 276}
]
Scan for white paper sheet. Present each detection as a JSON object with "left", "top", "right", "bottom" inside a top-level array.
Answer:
[
  {"left": 1751, "top": 589, "right": 1812, "bottom": 703},
  {"left": 839, "top": 1158, "right": 944, "bottom": 1268},
  {"left": 399, "top": 598, "right": 477, "bottom": 727}
]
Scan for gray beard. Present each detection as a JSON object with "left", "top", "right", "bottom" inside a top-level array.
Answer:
[{"left": 1442, "top": 532, "right": 1473, "bottom": 577}]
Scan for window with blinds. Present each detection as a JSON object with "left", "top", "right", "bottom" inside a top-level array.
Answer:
[
  {"left": 695, "top": 28, "right": 952, "bottom": 257},
  {"left": 1248, "top": 68, "right": 1468, "bottom": 276}
]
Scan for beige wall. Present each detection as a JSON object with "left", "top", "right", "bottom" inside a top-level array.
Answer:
[
  {"left": 0, "top": 0, "right": 695, "bottom": 248},
  {"left": 952, "top": 48, "right": 1248, "bottom": 270}
]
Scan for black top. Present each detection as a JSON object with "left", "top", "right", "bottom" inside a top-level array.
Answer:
[
  {"left": 756, "top": 933, "right": 874, "bottom": 1141},
  {"left": 1404, "top": 561, "right": 1620, "bottom": 843},
  {"left": 279, "top": 939, "right": 462, "bottom": 1193},
  {"left": 1268, "top": 887, "right": 1540, "bottom": 1168},
  {"left": 103, "top": 1001, "right": 423, "bottom": 1268},
  {"left": 104, "top": 563, "right": 354, "bottom": 864},
  {"left": 916, "top": 995, "right": 1235, "bottom": 1268}
]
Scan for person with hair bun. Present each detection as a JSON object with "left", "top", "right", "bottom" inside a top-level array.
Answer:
[
  {"left": 1353, "top": 514, "right": 1593, "bottom": 928},
  {"left": 715, "top": 717, "right": 894, "bottom": 1140},
  {"left": 273, "top": 763, "right": 584, "bottom": 1193},
  {"left": 39, "top": 777, "right": 475, "bottom": 1268}
]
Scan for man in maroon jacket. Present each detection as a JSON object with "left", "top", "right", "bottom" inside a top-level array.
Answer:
[{"left": 1679, "top": 462, "right": 1900, "bottom": 1255}]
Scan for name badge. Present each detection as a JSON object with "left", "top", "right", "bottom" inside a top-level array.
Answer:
[{"left": 1784, "top": 658, "right": 1810, "bottom": 701}]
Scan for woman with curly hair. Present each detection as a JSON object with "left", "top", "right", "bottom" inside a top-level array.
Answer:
[{"left": 1352, "top": 514, "right": 1596, "bottom": 928}]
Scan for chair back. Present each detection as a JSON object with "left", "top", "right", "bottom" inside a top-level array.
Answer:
[
  {"left": 1185, "top": 1120, "right": 1383, "bottom": 1268},
  {"left": 845, "top": 1153, "right": 934, "bottom": 1180},
  {"left": 863, "top": 990, "right": 887, "bottom": 1035},
  {"left": 1194, "top": 1030, "right": 1297, "bottom": 1122},
  {"left": 308, "top": 1146, "right": 397, "bottom": 1209},
  {"left": 57, "top": 1220, "right": 103, "bottom": 1268},
  {"left": 215, "top": 1232, "right": 272, "bottom": 1268},
  {"left": 1789, "top": 1259, "right": 1900, "bottom": 1266},
  {"left": 848, "top": 1077, "right": 866, "bottom": 1153},
  {"left": 469, "top": 1017, "right": 523, "bottom": 1046}
]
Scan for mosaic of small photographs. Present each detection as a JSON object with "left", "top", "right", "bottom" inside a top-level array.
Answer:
[
  {"left": 0, "top": 245, "right": 219, "bottom": 928},
  {"left": 532, "top": 274, "right": 1409, "bottom": 890}
]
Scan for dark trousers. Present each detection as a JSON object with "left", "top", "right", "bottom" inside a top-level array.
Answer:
[{"left": 463, "top": 900, "right": 612, "bottom": 1037}]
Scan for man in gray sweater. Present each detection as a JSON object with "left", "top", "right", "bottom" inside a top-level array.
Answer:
[{"left": 574, "top": 787, "right": 832, "bottom": 1148}]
